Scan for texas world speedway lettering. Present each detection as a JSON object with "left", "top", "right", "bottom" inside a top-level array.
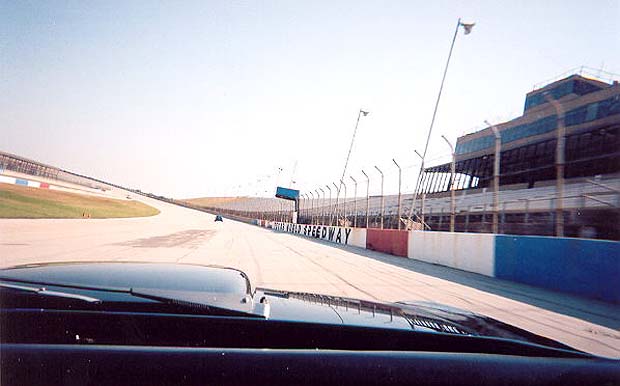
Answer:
[{"left": 272, "top": 222, "right": 353, "bottom": 245}]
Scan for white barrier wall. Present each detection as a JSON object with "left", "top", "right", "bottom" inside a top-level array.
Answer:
[
  {"left": 272, "top": 222, "right": 367, "bottom": 248},
  {"left": 407, "top": 231, "right": 495, "bottom": 277},
  {"left": 0, "top": 175, "right": 16, "bottom": 184}
]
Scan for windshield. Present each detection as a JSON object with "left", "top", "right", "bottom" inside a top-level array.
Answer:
[{"left": 1, "top": 1, "right": 619, "bottom": 362}]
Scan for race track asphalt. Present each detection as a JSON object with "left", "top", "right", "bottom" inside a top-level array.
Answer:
[{"left": 1, "top": 188, "right": 619, "bottom": 358}]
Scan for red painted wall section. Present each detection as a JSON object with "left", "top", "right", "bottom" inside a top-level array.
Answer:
[
  {"left": 39, "top": 183, "right": 49, "bottom": 189},
  {"left": 366, "top": 229, "right": 409, "bottom": 257}
]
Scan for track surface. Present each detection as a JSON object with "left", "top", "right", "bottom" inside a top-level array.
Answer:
[{"left": 1, "top": 189, "right": 619, "bottom": 358}]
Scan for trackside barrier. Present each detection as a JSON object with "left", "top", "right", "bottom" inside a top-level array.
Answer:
[
  {"left": 1, "top": 175, "right": 69, "bottom": 192},
  {"left": 367, "top": 229, "right": 409, "bottom": 257},
  {"left": 494, "top": 235, "right": 620, "bottom": 303},
  {"left": 0, "top": 175, "right": 16, "bottom": 184},
  {"left": 408, "top": 231, "right": 495, "bottom": 277},
  {"left": 271, "top": 222, "right": 366, "bottom": 248},
  {"left": 265, "top": 222, "right": 618, "bottom": 303}
]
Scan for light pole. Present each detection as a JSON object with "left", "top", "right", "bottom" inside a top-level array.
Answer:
[
  {"left": 441, "top": 135, "right": 456, "bottom": 232},
  {"left": 336, "top": 109, "right": 370, "bottom": 220},
  {"left": 319, "top": 188, "right": 326, "bottom": 225},
  {"left": 375, "top": 165, "right": 384, "bottom": 229},
  {"left": 409, "top": 18, "right": 475, "bottom": 224},
  {"left": 393, "top": 158, "right": 402, "bottom": 230},
  {"left": 485, "top": 120, "right": 502, "bottom": 234},
  {"left": 543, "top": 93, "right": 566, "bottom": 237},
  {"left": 361, "top": 169, "right": 370, "bottom": 228},
  {"left": 350, "top": 176, "right": 358, "bottom": 228}
]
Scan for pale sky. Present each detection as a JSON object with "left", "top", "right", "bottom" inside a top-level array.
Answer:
[{"left": 2, "top": 1, "right": 619, "bottom": 198}]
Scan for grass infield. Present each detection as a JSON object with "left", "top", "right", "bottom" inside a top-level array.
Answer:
[{"left": 0, "top": 183, "right": 160, "bottom": 219}]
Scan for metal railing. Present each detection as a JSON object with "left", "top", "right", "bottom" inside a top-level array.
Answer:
[{"left": 199, "top": 171, "right": 620, "bottom": 240}]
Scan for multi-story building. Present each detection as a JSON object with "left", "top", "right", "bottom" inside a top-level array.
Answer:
[{"left": 419, "top": 73, "right": 620, "bottom": 239}]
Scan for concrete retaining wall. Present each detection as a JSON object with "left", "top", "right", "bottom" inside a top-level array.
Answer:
[
  {"left": 1, "top": 172, "right": 101, "bottom": 195},
  {"left": 408, "top": 231, "right": 495, "bottom": 277},
  {"left": 271, "top": 222, "right": 366, "bottom": 248},
  {"left": 367, "top": 229, "right": 409, "bottom": 257},
  {"left": 495, "top": 235, "right": 620, "bottom": 303},
  {"left": 260, "top": 221, "right": 618, "bottom": 303},
  {"left": 0, "top": 175, "right": 16, "bottom": 184}
]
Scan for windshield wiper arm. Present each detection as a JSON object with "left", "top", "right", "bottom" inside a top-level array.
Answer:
[{"left": 0, "top": 282, "right": 102, "bottom": 304}]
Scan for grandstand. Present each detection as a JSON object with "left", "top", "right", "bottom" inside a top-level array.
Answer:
[
  {"left": 415, "top": 72, "right": 620, "bottom": 239},
  {"left": 199, "top": 71, "right": 619, "bottom": 240},
  {"left": 0, "top": 151, "right": 111, "bottom": 191}
]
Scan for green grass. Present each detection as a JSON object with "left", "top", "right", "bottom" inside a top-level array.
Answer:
[{"left": 0, "top": 183, "right": 160, "bottom": 219}]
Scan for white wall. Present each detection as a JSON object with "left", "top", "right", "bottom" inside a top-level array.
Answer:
[
  {"left": 0, "top": 175, "right": 16, "bottom": 184},
  {"left": 272, "top": 222, "right": 367, "bottom": 248},
  {"left": 408, "top": 231, "right": 495, "bottom": 277}
]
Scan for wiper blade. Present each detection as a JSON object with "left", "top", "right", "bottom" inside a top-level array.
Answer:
[
  {"left": 0, "top": 282, "right": 101, "bottom": 304},
  {"left": 129, "top": 288, "right": 265, "bottom": 318}
]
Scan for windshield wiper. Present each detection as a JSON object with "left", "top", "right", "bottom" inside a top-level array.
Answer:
[{"left": 0, "top": 282, "right": 101, "bottom": 304}]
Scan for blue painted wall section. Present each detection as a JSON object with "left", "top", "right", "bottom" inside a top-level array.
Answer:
[
  {"left": 15, "top": 178, "right": 28, "bottom": 186},
  {"left": 494, "top": 235, "right": 620, "bottom": 303}
]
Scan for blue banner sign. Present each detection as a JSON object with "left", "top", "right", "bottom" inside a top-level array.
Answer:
[{"left": 275, "top": 186, "right": 299, "bottom": 200}]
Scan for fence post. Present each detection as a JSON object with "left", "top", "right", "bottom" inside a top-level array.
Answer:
[
  {"left": 326, "top": 184, "right": 332, "bottom": 226},
  {"left": 309, "top": 191, "right": 315, "bottom": 225},
  {"left": 361, "top": 170, "right": 370, "bottom": 229},
  {"left": 393, "top": 158, "right": 402, "bottom": 230},
  {"left": 464, "top": 206, "right": 470, "bottom": 232},
  {"left": 524, "top": 199, "right": 530, "bottom": 225},
  {"left": 332, "top": 182, "right": 339, "bottom": 225},
  {"left": 544, "top": 93, "right": 565, "bottom": 237},
  {"left": 350, "top": 176, "right": 358, "bottom": 228},
  {"left": 440, "top": 135, "right": 456, "bottom": 232},
  {"left": 374, "top": 165, "right": 384, "bottom": 229},
  {"left": 315, "top": 188, "right": 323, "bottom": 225},
  {"left": 340, "top": 179, "right": 347, "bottom": 226},
  {"left": 318, "top": 188, "right": 325, "bottom": 225},
  {"left": 485, "top": 121, "right": 502, "bottom": 235},
  {"left": 421, "top": 192, "right": 426, "bottom": 228}
]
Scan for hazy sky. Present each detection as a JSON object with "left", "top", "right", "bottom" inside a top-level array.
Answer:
[{"left": 2, "top": 1, "right": 619, "bottom": 198}]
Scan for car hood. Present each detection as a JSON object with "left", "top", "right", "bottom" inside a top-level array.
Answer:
[
  {"left": 0, "top": 261, "right": 572, "bottom": 350},
  {"left": 0, "top": 261, "right": 252, "bottom": 295}
]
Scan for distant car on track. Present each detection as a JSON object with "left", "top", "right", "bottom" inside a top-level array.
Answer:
[{"left": 215, "top": 215, "right": 223, "bottom": 222}]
